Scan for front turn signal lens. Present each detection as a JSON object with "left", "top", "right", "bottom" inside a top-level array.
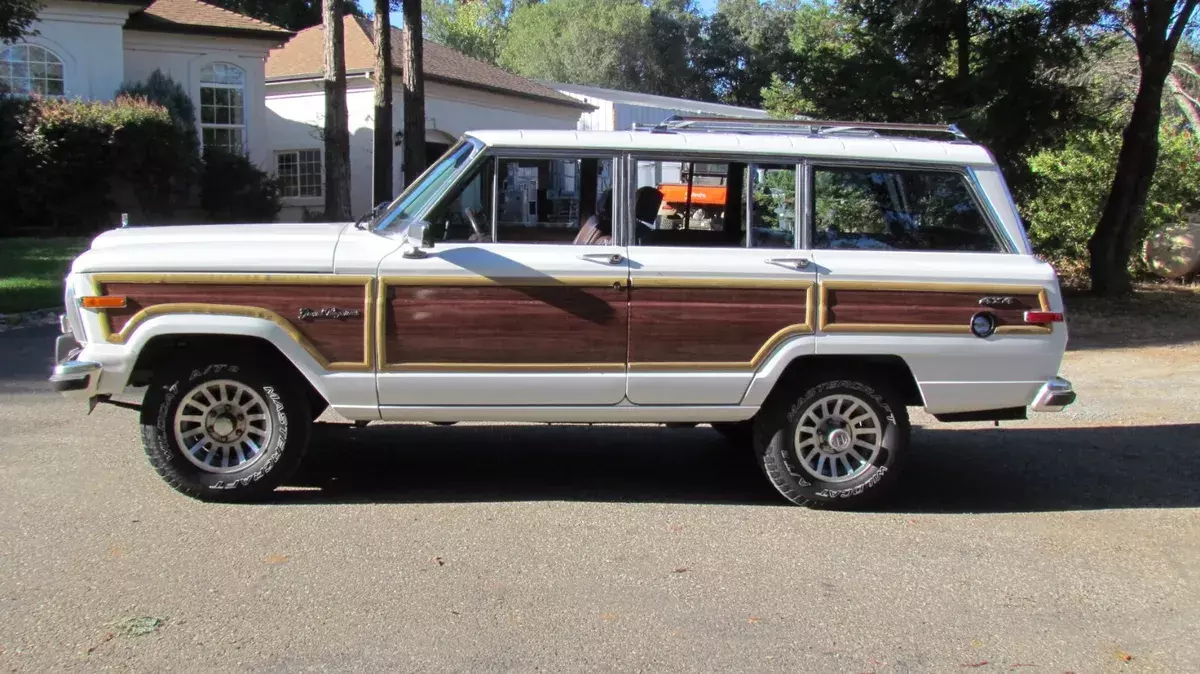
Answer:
[{"left": 80, "top": 296, "right": 127, "bottom": 309}]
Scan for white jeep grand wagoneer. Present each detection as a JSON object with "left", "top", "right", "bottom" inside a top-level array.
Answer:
[{"left": 50, "top": 117, "right": 1075, "bottom": 508}]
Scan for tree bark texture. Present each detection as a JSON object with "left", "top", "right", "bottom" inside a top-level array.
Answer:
[
  {"left": 1087, "top": 0, "right": 1198, "bottom": 295},
  {"left": 372, "top": 0, "right": 393, "bottom": 206},
  {"left": 323, "top": 0, "right": 352, "bottom": 220},
  {"left": 401, "top": 0, "right": 426, "bottom": 188}
]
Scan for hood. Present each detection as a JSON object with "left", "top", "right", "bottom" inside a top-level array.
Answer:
[{"left": 72, "top": 223, "right": 352, "bottom": 274}]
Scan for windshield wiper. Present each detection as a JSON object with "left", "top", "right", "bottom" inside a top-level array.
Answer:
[{"left": 354, "top": 202, "right": 388, "bottom": 230}]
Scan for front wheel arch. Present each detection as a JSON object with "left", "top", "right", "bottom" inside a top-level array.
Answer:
[{"left": 131, "top": 334, "right": 328, "bottom": 425}]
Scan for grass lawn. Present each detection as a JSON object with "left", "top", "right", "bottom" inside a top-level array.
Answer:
[{"left": 0, "top": 237, "right": 92, "bottom": 314}]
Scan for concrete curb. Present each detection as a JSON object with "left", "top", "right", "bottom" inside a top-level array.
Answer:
[{"left": 0, "top": 308, "right": 60, "bottom": 332}]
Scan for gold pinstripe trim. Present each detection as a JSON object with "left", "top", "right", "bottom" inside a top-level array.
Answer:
[
  {"left": 818, "top": 280, "right": 1053, "bottom": 336},
  {"left": 89, "top": 273, "right": 375, "bottom": 372}
]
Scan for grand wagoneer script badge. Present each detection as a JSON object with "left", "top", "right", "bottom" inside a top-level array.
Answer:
[{"left": 298, "top": 308, "right": 362, "bottom": 320}]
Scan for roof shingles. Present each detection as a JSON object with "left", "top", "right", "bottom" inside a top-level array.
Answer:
[
  {"left": 126, "top": 0, "right": 292, "bottom": 40},
  {"left": 266, "top": 16, "right": 588, "bottom": 110}
]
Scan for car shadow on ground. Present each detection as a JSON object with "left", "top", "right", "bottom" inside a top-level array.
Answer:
[{"left": 278, "top": 422, "right": 1200, "bottom": 512}]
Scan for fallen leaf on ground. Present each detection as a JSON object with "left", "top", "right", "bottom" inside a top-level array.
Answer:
[
  {"left": 113, "top": 617, "right": 164, "bottom": 638},
  {"left": 600, "top": 613, "right": 619, "bottom": 622},
  {"left": 961, "top": 662, "right": 988, "bottom": 668},
  {"left": 669, "top": 524, "right": 684, "bottom": 533},
  {"left": 1116, "top": 650, "right": 1134, "bottom": 662},
  {"left": 970, "top": 639, "right": 985, "bottom": 648},
  {"left": 672, "top": 567, "right": 688, "bottom": 573},
  {"left": 747, "top": 617, "right": 761, "bottom": 624},
  {"left": 434, "top": 556, "right": 445, "bottom": 566},
  {"left": 109, "top": 547, "right": 124, "bottom": 559},
  {"left": 264, "top": 554, "right": 288, "bottom": 565}
]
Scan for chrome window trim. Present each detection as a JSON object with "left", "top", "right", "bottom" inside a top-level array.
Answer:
[{"left": 623, "top": 152, "right": 804, "bottom": 251}]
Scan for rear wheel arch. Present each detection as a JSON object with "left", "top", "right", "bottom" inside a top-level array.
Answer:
[
  {"left": 131, "top": 334, "right": 328, "bottom": 424},
  {"left": 759, "top": 354, "right": 925, "bottom": 412}
]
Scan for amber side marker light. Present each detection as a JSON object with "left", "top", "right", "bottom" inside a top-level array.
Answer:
[
  {"left": 1024, "top": 311, "right": 1064, "bottom": 324},
  {"left": 80, "top": 296, "right": 127, "bottom": 309}
]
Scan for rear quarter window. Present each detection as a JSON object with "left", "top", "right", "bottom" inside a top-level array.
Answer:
[{"left": 812, "top": 167, "right": 1003, "bottom": 253}]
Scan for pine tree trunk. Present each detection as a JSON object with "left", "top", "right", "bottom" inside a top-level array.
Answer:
[
  {"left": 323, "top": 0, "right": 352, "bottom": 220},
  {"left": 1087, "top": 59, "right": 1170, "bottom": 295},
  {"left": 401, "top": 0, "right": 426, "bottom": 188},
  {"left": 372, "top": 0, "right": 393, "bottom": 206}
]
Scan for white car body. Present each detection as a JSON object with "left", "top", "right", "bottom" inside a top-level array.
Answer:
[{"left": 53, "top": 125, "right": 1073, "bottom": 425}]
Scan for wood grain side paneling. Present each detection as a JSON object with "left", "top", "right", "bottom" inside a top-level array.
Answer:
[
  {"left": 826, "top": 289, "right": 1039, "bottom": 328},
  {"left": 100, "top": 282, "right": 370, "bottom": 365},
  {"left": 384, "top": 283, "right": 627, "bottom": 369},
  {"left": 629, "top": 286, "right": 811, "bottom": 366}
]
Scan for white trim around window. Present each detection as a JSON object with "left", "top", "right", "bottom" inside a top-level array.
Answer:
[
  {"left": 199, "top": 62, "right": 246, "bottom": 154},
  {"left": 0, "top": 43, "right": 65, "bottom": 96},
  {"left": 276, "top": 148, "right": 324, "bottom": 199}
]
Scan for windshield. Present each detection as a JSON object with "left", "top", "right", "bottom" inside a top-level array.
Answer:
[{"left": 374, "top": 137, "right": 482, "bottom": 231}]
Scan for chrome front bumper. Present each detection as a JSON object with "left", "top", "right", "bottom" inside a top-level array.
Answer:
[
  {"left": 1031, "top": 376, "right": 1076, "bottom": 412},
  {"left": 50, "top": 359, "right": 102, "bottom": 393}
]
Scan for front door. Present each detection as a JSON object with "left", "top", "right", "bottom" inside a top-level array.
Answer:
[
  {"left": 625, "top": 156, "right": 816, "bottom": 405},
  {"left": 376, "top": 151, "right": 628, "bottom": 407}
]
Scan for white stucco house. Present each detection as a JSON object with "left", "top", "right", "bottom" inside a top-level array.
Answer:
[
  {"left": 543, "top": 81, "right": 769, "bottom": 131},
  {"left": 264, "top": 16, "right": 593, "bottom": 220},
  {"left": 2, "top": 0, "right": 293, "bottom": 171}
]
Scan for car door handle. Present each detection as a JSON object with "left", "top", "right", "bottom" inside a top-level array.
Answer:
[
  {"left": 580, "top": 253, "right": 625, "bottom": 265},
  {"left": 766, "top": 257, "right": 811, "bottom": 270}
]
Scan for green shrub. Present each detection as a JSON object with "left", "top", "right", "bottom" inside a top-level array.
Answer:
[
  {"left": 117, "top": 69, "right": 201, "bottom": 162},
  {"left": 1022, "top": 122, "right": 1200, "bottom": 279},
  {"left": 1, "top": 95, "right": 194, "bottom": 235},
  {"left": 200, "top": 148, "right": 281, "bottom": 223}
]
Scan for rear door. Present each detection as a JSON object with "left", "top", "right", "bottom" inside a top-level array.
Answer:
[
  {"left": 625, "top": 155, "right": 817, "bottom": 405},
  {"left": 808, "top": 162, "right": 1066, "bottom": 414}
]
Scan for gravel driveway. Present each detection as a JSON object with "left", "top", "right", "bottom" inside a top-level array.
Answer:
[{"left": 1, "top": 324, "right": 1198, "bottom": 672}]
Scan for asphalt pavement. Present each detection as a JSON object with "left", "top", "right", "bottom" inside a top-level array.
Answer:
[{"left": 1, "top": 325, "right": 1198, "bottom": 672}]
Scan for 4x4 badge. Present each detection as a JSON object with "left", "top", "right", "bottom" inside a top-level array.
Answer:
[{"left": 978, "top": 296, "right": 1017, "bottom": 307}]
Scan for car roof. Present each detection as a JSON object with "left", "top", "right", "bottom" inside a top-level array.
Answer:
[{"left": 463, "top": 129, "right": 996, "bottom": 167}]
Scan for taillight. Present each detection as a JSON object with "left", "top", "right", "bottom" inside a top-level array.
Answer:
[{"left": 1024, "top": 311, "right": 1064, "bottom": 325}]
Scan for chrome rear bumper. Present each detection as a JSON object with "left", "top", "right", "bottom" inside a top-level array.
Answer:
[{"left": 1031, "top": 376, "right": 1076, "bottom": 412}]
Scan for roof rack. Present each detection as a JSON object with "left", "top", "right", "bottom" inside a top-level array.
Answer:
[{"left": 635, "top": 115, "right": 969, "bottom": 141}]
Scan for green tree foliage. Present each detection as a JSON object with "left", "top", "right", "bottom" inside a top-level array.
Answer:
[
  {"left": 203, "top": 0, "right": 361, "bottom": 30},
  {"left": 1, "top": 0, "right": 40, "bottom": 44},
  {"left": 499, "top": 0, "right": 708, "bottom": 98},
  {"left": 424, "top": 0, "right": 511, "bottom": 64},
  {"left": 1023, "top": 121, "right": 1200, "bottom": 277},
  {"left": 763, "top": 0, "right": 1109, "bottom": 187},
  {"left": 698, "top": 0, "right": 798, "bottom": 107}
]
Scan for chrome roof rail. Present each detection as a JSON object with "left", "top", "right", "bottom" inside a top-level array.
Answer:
[{"left": 634, "top": 115, "right": 969, "bottom": 141}]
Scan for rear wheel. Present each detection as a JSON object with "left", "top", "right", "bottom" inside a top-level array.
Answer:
[
  {"left": 140, "top": 359, "right": 311, "bottom": 502},
  {"left": 754, "top": 376, "right": 909, "bottom": 508}
]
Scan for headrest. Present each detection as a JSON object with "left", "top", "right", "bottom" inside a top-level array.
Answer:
[{"left": 635, "top": 186, "right": 663, "bottom": 224}]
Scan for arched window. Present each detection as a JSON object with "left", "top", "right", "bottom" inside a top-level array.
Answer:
[
  {"left": 0, "top": 44, "right": 65, "bottom": 96},
  {"left": 199, "top": 62, "right": 246, "bottom": 154}
]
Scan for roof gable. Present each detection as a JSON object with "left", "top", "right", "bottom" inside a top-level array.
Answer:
[
  {"left": 125, "top": 0, "right": 292, "bottom": 41},
  {"left": 266, "top": 15, "right": 590, "bottom": 111}
]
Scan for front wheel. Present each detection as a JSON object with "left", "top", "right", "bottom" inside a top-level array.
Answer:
[
  {"left": 754, "top": 376, "right": 909, "bottom": 508},
  {"left": 140, "top": 359, "right": 311, "bottom": 502}
]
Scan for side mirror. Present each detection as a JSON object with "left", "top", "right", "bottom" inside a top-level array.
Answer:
[{"left": 401, "top": 220, "right": 433, "bottom": 259}]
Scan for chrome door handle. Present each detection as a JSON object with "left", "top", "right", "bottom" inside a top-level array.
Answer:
[
  {"left": 580, "top": 253, "right": 625, "bottom": 265},
  {"left": 766, "top": 257, "right": 811, "bottom": 270}
]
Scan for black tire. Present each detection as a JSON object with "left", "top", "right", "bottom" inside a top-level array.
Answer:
[
  {"left": 710, "top": 421, "right": 753, "bottom": 447},
  {"left": 140, "top": 359, "right": 311, "bottom": 502},
  {"left": 753, "top": 376, "right": 909, "bottom": 509}
]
